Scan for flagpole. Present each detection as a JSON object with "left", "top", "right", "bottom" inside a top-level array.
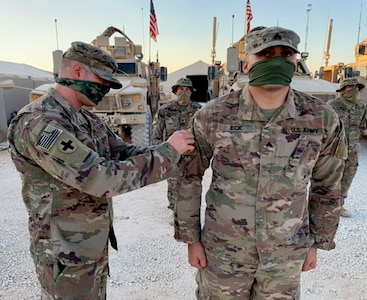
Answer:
[
  {"left": 245, "top": 0, "right": 253, "bottom": 35},
  {"left": 149, "top": 0, "right": 159, "bottom": 62},
  {"left": 149, "top": 33, "right": 151, "bottom": 63}
]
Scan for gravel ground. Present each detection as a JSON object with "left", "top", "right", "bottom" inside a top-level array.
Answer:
[{"left": 1, "top": 138, "right": 366, "bottom": 300}]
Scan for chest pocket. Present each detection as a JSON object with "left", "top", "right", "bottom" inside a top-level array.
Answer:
[
  {"left": 211, "top": 123, "right": 260, "bottom": 180},
  {"left": 284, "top": 137, "right": 321, "bottom": 183}
]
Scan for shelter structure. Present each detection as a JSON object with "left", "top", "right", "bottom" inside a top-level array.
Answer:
[{"left": 0, "top": 61, "right": 53, "bottom": 140}]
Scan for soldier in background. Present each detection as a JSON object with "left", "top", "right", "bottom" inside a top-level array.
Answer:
[
  {"left": 328, "top": 78, "right": 367, "bottom": 217},
  {"left": 7, "top": 41, "right": 194, "bottom": 299},
  {"left": 152, "top": 78, "right": 201, "bottom": 211},
  {"left": 174, "top": 26, "right": 346, "bottom": 299}
]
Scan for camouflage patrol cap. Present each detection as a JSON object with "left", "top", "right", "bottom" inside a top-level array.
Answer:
[
  {"left": 172, "top": 78, "right": 196, "bottom": 94},
  {"left": 336, "top": 77, "right": 365, "bottom": 92},
  {"left": 245, "top": 26, "right": 300, "bottom": 55},
  {"left": 63, "top": 41, "right": 122, "bottom": 89}
]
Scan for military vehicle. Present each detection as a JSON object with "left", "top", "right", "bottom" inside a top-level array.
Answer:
[
  {"left": 207, "top": 18, "right": 338, "bottom": 102},
  {"left": 90, "top": 26, "right": 167, "bottom": 146},
  {"left": 315, "top": 19, "right": 367, "bottom": 103},
  {"left": 30, "top": 26, "right": 167, "bottom": 146}
]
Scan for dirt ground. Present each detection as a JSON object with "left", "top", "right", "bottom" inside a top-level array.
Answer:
[{"left": 1, "top": 139, "right": 367, "bottom": 299}]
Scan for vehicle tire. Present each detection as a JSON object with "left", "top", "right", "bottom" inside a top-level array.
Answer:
[{"left": 130, "top": 106, "right": 152, "bottom": 146}]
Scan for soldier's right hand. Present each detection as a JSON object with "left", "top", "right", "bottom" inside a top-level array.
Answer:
[{"left": 167, "top": 130, "right": 195, "bottom": 155}]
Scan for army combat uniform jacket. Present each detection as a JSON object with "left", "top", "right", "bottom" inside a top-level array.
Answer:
[
  {"left": 327, "top": 97, "right": 367, "bottom": 151},
  {"left": 8, "top": 88, "right": 180, "bottom": 267},
  {"left": 175, "top": 87, "right": 346, "bottom": 266},
  {"left": 152, "top": 100, "right": 202, "bottom": 144}
]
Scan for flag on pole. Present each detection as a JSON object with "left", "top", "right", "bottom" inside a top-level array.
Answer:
[
  {"left": 150, "top": 0, "right": 159, "bottom": 42},
  {"left": 245, "top": 0, "right": 253, "bottom": 34}
]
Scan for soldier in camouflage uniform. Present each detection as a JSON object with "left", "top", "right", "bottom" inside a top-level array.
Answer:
[
  {"left": 152, "top": 78, "right": 202, "bottom": 210},
  {"left": 7, "top": 41, "right": 194, "bottom": 299},
  {"left": 174, "top": 26, "right": 346, "bottom": 300},
  {"left": 328, "top": 78, "right": 367, "bottom": 217}
]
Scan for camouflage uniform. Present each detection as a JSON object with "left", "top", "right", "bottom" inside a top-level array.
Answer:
[
  {"left": 152, "top": 78, "right": 201, "bottom": 209},
  {"left": 175, "top": 88, "right": 346, "bottom": 299},
  {"left": 7, "top": 42, "right": 181, "bottom": 299},
  {"left": 175, "top": 26, "right": 346, "bottom": 300},
  {"left": 328, "top": 78, "right": 367, "bottom": 204}
]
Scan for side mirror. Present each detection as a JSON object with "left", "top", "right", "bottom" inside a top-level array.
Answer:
[
  {"left": 344, "top": 67, "right": 354, "bottom": 78},
  {"left": 0, "top": 79, "right": 15, "bottom": 89},
  {"left": 160, "top": 67, "right": 167, "bottom": 82},
  {"left": 207, "top": 66, "right": 216, "bottom": 80}
]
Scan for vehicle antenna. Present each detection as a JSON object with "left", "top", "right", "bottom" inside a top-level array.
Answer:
[
  {"left": 231, "top": 15, "right": 235, "bottom": 46},
  {"left": 54, "top": 19, "right": 59, "bottom": 50},
  {"left": 357, "top": 0, "right": 363, "bottom": 44},
  {"left": 141, "top": 7, "right": 146, "bottom": 62},
  {"left": 304, "top": 4, "right": 312, "bottom": 53}
]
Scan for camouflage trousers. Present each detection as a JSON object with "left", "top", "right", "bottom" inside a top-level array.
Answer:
[
  {"left": 167, "top": 177, "right": 178, "bottom": 209},
  {"left": 195, "top": 250, "right": 303, "bottom": 300},
  {"left": 36, "top": 248, "right": 109, "bottom": 299},
  {"left": 341, "top": 150, "right": 359, "bottom": 203}
]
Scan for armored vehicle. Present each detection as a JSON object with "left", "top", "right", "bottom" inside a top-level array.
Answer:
[
  {"left": 207, "top": 18, "right": 338, "bottom": 102},
  {"left": 90, "top": 26, "right": 167, "bottom": 146},
  {"left": 208, "top": 45, "right": 338, "bottom": 102},
  {"left": 30, "top": 26, "right": 167, "bottom": 146}
]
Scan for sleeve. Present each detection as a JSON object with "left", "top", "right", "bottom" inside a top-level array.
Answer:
[
  {"left": 106, "top": 125, "right": 152, "bottom": 160},
  {"left": 12, "top": 117, "right": 180, "bottom": 198},
  {"left": 174, "top": 110, "right": 212, "bottom": 244},
  {"left": 359, "top": 105, "right": 367, "bottom": 138},
  {"left": 152, "top": 109, "right": 166, "bottom": 145},
  {"left": 308, "top": 116, "right": 347, "bottom": 250}
]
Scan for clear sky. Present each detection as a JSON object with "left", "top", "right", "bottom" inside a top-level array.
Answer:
[{"left": 1, "top": 0, "right": 366, "bottom": 75}]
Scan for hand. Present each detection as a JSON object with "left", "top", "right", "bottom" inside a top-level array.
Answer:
[
  {"left": 167, "top": 130, "right": 195, "bottom": 155},
  {"left": 188, "top": 242, "right": 207, "bottom": 269},
  {"left": 302, "top": 246, "right": 317, "bottom": 271}
]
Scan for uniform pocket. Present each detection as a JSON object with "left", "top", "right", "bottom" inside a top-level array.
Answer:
[{"left": 284, "top": 138, "right": 321, "bottom": 183}]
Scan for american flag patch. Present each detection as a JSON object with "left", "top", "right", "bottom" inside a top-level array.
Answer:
[{"left": 37, "top": 127, "right": 63, "bottom": 151}]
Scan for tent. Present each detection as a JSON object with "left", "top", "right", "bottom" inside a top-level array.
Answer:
[
  {"left": 0, "top": 61, "right": 54, "bottom": 140},
  {"left": 161, "top": 60, "right": 210, "bottom": 103}
]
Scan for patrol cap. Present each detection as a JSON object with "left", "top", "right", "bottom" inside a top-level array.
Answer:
[
  {"left": 63, "top": 41, "right": 122, "bottom": 89},
  {"left": 245, "top": 26, "right": 300, "bottom": 55},
  {"left": 336, "top": 77, "right": 365, "bottom": 92},
  {"left": 171, "top": 78, "right": 196, "bottom": 94}
]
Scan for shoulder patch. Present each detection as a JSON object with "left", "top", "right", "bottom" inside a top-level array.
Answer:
[
  {"left": 36, "top": 123, "right": 77, "bottom": 154},
  {"left": 37, "top": 127, "right": 63, "bottom": 151}
]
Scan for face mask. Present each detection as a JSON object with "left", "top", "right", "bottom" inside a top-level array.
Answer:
[
  {"left": 56, "top": 78, "right": 110, "bottom": 105},
  {"left": 248, "top": 56, "right": 295, "bottom": 87},
  {"left": 341, "top": 87, "right": 358, "bottom": 103},
  {"left": 176, "top": 90, "right": 191, "bottom": 106}
]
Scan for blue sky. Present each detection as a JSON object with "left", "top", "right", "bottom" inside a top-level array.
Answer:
[{"left": 1, "top": 0, "right": 366, "bottom": 75}]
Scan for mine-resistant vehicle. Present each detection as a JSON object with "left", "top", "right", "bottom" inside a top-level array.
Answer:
[
  {"left": 30, "top": 26, "right": 167, "bottom": 146},
  {"left": 207, "top": 17, "right": 338, "bottom": 102}
]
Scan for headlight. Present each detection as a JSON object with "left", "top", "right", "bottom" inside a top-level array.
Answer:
[{"left": 121, "top": 98, "right": 132, "bottom": 108}]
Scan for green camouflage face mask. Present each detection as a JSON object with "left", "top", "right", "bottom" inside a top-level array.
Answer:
[
  {"left": 56, "top": 78, "right": 110, "bottom": 105},
  {"left": 176, "top": 90, "right": 191, "bottom": 106},
  {"left": 248, "top": 56, "right": 295, "bottom": 86},
  {"left": 341, "top": 87, "right": 358, "bottom": 103}
]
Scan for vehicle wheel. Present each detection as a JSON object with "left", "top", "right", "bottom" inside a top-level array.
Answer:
[{"left": 131, "top": 106, "right": 152, "bottom": 146}]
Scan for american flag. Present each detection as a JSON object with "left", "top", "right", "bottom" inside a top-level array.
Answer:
[
  {"left": 245, "top": 0, "right": 253, "bottom": 34},
  {"left": 150, "top": 0, "right": 159, "bottom": 42}
]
